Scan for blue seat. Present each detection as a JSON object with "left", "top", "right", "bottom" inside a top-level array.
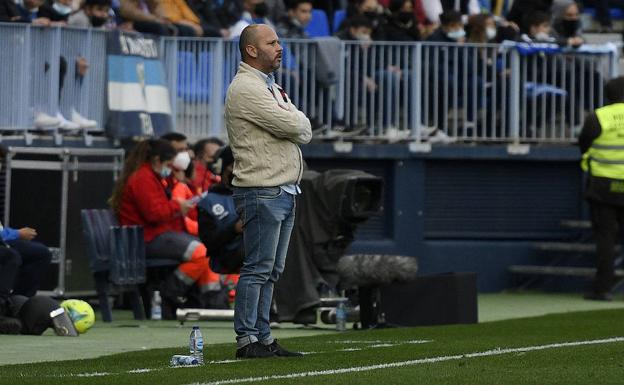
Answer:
[
  {"left": 333, "top": 9, "right": 347, "bottom": 33},
  {"left": 306, "top": 9, "right": 330, "bottom": 37},
  {"left": 583, "top": 7, "right": 624, "bottom": 20},
  {"left": 81, "top": 209, "right": 177, "bottom": 322},
  {"left": 177, "top": 51, "right": 211, "bottom": 103}
]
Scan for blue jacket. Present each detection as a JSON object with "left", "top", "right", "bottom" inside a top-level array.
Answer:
[
  {"left": 197, "top": 185, "right": 243, "bottom": 273},
  {"left": 0, "top": 222, "right": 19, "bottom": 242}
]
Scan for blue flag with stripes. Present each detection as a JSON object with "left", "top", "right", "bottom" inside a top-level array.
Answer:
[{"left": 106, "top": 31, "right": 173, "bottom": 138}]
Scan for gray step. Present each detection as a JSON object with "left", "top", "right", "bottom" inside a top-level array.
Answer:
[
  {"left": 559, "top": 220, "right": 592, "bottom": 230},
  {"left": 509, "top": 264, "right": 624, "bottom": 278},
  {"left": 532, "top": 242, "right": 601, "bottom": 253}
]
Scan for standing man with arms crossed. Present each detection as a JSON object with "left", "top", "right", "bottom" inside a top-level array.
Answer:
[
  {"left": 579, "top": 76, "right": 624, "bottom": 301},
  {"left": 225, "top": 24, "right": 312, "bottom": 359}
]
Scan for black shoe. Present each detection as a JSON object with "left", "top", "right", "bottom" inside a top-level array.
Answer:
[
  {"left": 235, "top": 342, "right": 275, "bottom": 359},
  {"left": 0, "top": 316, "right": 22, "bottom": 335},
  {"left": 266, "top": 340, "right": 303, "bottom": 357},
  {"left": 584, "top": 292, "right": 613, "bottom": 301}
]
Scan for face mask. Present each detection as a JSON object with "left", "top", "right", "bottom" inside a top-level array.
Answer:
[
  {"left": 446, "top": 28, "right": 465, "bottom": 41},
  {"left": 561, "top": 19, "right": 579, "bottom": 36},
  {"left": 89, "top": 15, "right": 108, "bottom": 27},
  {"left": 397, "top": 12, "right": 413, "bottom": 24},
  {"left": 172, "top": 151, "right": 191, "bottom": 172},
  {"left": 52, "top": 2, "right": 72, "bottom": 15},
  {"left": 534, "top": 31, "right": 551, "bottom": 41},
  {"left": 355, "top": 33, "right": 372, "bottom": 42},
  {"left": 253, "top": 2, "right": 268, "bottom": 17},
  {"left": 486, "top": 26, "right": 497, "bottom": 40},
  {"left": 363, "top": 11, "right": 377, "bottom": 20},
  {"left": 159, "top": 166, "right": 172, "bottom": 178},
  {"left": 28, "top": 6, "right": 39, "bottom": 12}
]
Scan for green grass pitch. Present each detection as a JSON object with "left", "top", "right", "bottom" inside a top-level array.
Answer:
[{"left": 2, "top": 308, "right": 624, "bottom": 385}]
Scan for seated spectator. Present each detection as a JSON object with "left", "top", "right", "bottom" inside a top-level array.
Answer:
[
  {"left": 12, "top": 0, "right": 54, "bottom": 25},
  {"left": 275, "top": 0, "right": 312, "bottom": 38},
  {"left": 421, "top": 0, "right": 481, "bottom": 24},
  {"left": 341, "top": 0, "right": 388, "bottom": 40},
  {"left": 552, "top": 0, "right": 584, "bottom": 47},
  {"left": 192, "top": 137, "right": 223, "bottom": 193},
  {"left": 507, "top": 0, "right": 553, "bottom": 32},
  {"left": 38, "top": 0, "right": 75, "bottom": 23},
  {"left": 109, "top": 139, "right": 220, "bottom": 313},
  {"left": 0, "top": 0, "right": 24, "bottom": 22},
  {"left": 520, "top": 10, "right": 557, "bottom": 42},
  {"left": 119, "top": 0, "right": 196, "bottom": 36},
  {"left": 385, "top": 0, "right": 420, "bottom": 41},
  {"left": 426, "top": 9, "right": 466, "bottom": 43},
  {"left": 156, "top": 0, "right": 204, "bottom": 36},
  {"left": 229, "top": 0, "right": 275, "bottom": 37},
  {"left": 185, "top": 0, "right": 232, "bottom": 37},
  {"left": 68, "top": 0, "right": 113, "bottom": 28},
  {"left": 467, "top": 12, "right": 497, "bottom": 43}
]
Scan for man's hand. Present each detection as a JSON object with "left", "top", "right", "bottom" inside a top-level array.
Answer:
[
  {"left": 234, "top": 220, "right": 243, "bottom": 234},
  {"left": 18, "top": 227, "right": 37, "bottom": 241}
]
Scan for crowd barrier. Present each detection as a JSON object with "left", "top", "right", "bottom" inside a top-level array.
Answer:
[{"left": 0, "top": 23, "right": 619, "bottom": 145}]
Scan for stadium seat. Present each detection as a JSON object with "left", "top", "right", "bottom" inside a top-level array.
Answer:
[
  {"left": 333, "top": 9, "right": 347, "bottom": 33},
  {"left": 305, "top": 9, "right": 331, "bottom": 37},
  {"left": 81, "top": 209, "right": 177, "bottom": 322},
  {"left": 583, "top": 7, "right": 624, "bottom": 20}
]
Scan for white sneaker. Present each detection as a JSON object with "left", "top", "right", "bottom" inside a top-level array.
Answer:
[
  {"left": 33, "top": 112, "right": 60, "bottom": 129},
  {"left": 71, "top": 109, "right": 97, "bottom": 129},
  {"left": 56, "top": 112, "right": 80, "bottom": 130},
  {"left": 384, "top": 126, "right": 410, "bottom": 143},
  {"left": 429, "top": 130, "right": 456, "bottom": 144}
]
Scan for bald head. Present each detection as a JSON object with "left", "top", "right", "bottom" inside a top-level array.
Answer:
[
  {"left": 239, "top": 24, "right": 282, "bottom": 74},
  {"left": 239, "top": 24, "right": 262, "bottom": 60}
]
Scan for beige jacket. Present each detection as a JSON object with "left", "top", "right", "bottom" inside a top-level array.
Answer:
[{"left": 225, "top": 62, "right": 312, "bottom": 187}]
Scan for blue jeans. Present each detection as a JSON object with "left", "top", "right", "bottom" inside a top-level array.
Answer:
[{"left": 232, "top": 187, "right": 296, "bottom": 348}]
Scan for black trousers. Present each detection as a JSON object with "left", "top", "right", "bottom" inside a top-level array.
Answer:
[
  {"left": 4, "top": 240, "right": 52, "bottom": 298},
  {"left": 589, "top": 201, "right": 624, "bottom": 294},
  {"left": 0, "top": 246, "right": 20, "bottom": 299}
]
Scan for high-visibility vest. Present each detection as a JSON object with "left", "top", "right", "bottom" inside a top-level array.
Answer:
[{"left": 581, "top": 103, "right": 624, "bottom": 179}]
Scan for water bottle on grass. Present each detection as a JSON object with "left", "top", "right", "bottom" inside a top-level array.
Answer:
[{"left": 189, "top": 326, "right": 204, "bottom": 365}]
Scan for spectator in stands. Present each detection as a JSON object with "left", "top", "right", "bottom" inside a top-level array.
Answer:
[
  {"left": 12, "top": 0, "right": 54, "bottom": 25},
  {"left": 341, "top": 0, "right": 388, "bottom": 40},
  {"left": 192, "top": 137, "right": 224, "bottom": 193},
  {"left": 551, "top": 0, "right": 585, "bottom": 47},
  {"left": 119, "top": 0, "right": 197, "bottom": 36},
  {"left": 507, "top": 0, "right": 553, "bottom": 32},
  {"left": 109, "top": 139, "right": 219, "bottom": 314},
  {"left": 426, "top": 9, "right": 466, "bottom": 43},
  {"left": 578, "top": 76, "right": 624, "bottom": 301},
  {"left": 38, "top": 0, "right": 76, "bottom": 23},
  {"left": 421, "top": 0, "right": 481, "bottom": 24},
  {"left": 0, "top": 0, "right": 24, "bottom": 22},
  {"left": 185, "top": 0, "right": 233, "bottom": 37},
  {"left": 266, "top": 0, "right": 287, "bottom": 25},
  {"left": 583, "top": 0, "right": 624, "bottom": 32},
  {"left": 229, "top": 0, "right": 275, "bottom": 37},
  {"left": 384, "top": 0, "right": 420, "bottom": 41},
  {"left": 68, "top": 0, "right": 112, "bottom": 28},
  {"left": 275, "top": 0, "right": 312, "bottom": 38},
  {"left": 156, "top": 0, "right": 204, "bottom": 36},
  {"left": 467, "top": 12, "right": 497, "bottom": 43},
  {"left": 519, "top": 10, "right": 557, "bottom": 42}
]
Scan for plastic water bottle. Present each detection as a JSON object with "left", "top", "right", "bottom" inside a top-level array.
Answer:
[
  {"left": 170, "top": 355, "right": 199, "bottom": 366},
  {"left": 189, "top": 326, "right": 204, "bottom": 365},
  {"left": 336, "top": 300, "right": 347, "bottom": 331},
  {"left": 151, "top": 291, "right": 162, "bottom": 320}
]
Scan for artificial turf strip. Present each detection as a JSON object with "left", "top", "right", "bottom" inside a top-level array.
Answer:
[{"left": 2, "top": 309, "right": 624, "bottom": 385}]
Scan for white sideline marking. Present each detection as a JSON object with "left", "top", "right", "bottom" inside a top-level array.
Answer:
[
  {"left": 75, "top": 372, "right": 111, "bottom": 377},
  {"left": 186, "top": 337, "right": 624, "bottom": 385},
  {"left": 128, "top": 369, "right": 154, "bottom": 374}
]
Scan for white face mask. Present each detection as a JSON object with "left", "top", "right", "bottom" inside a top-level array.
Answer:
[
  {"left": 534, "top": 31, "right": 551, "bottom": 41},
  {"left": 172, "top": 151, "right": 191, "bottom": 171},
  {"left": 486, "top": 27, "right": 497, "bottom": 40},
  {"left": 446, "top": 28, "right": 466, "bottom": 40},
  {"left": 355, "top": 33, "right": 372, "bottom": 42},
  {"left": 52, "top": 2, "right": 72, "bottom": 15}
]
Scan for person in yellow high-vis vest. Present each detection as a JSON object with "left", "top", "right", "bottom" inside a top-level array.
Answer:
[{"left": 579, "top": 76, "right": 624, "bottom": 301}]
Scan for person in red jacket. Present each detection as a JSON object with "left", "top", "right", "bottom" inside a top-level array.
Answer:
[{"left": 109, "top": 139, "right": 218, "bottom": 313}]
